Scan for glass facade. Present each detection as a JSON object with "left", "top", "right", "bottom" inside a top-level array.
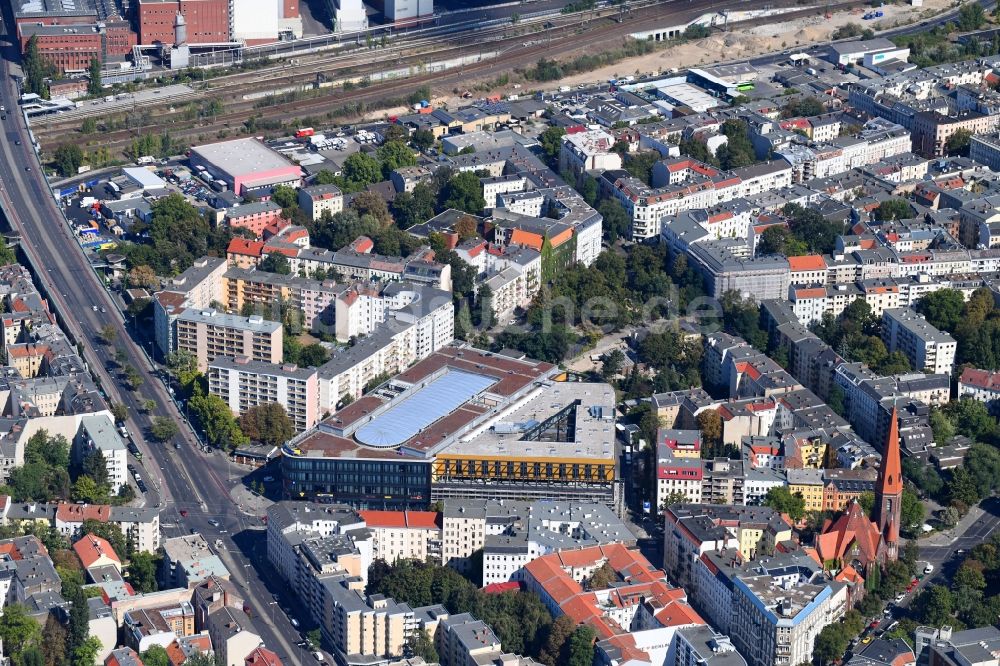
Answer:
[{"left": 281, "top": 455, "right": 432, "bottom": 510}]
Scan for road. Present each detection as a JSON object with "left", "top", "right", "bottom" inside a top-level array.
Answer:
[{"left": 0, "top": 9, "right": 309, "bottom": 666}]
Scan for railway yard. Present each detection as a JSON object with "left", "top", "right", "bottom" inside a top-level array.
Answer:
[{"left": 30, "top": 0, "right": 842, "bottom": 159}]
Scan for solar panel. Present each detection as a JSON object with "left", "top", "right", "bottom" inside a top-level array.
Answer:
[{"left": 355, "top": 370, "right": 495, "bottom": 449}]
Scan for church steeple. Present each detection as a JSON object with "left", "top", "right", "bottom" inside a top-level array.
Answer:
[{"left": 874, "top": 407, "right": 903, "bottom": 562}]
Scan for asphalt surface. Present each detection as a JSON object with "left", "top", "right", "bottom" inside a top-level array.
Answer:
[{"left": 0, "top": 8, "right": 310, "bottom": 666}]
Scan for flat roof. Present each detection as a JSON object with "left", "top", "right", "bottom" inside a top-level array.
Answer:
[
  {"left": 123, "top": 167, "right": 165, "bottom": 191},
  {"left": 190, "top": 138, "right": 298, "bottom": 178},
  {"left": 355, "top": 370, "right": 496, "bottom": 448},
  {"left": 447, "top": 382, "right": 616, "bottom": 461}
]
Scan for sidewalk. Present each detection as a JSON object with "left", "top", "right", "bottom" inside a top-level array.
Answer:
[
  {"left": 231, "top": 484, "right": 274, "bottom": 517},
  {"left": 920, "top": 504, "right": 985, "bottom": 547}
]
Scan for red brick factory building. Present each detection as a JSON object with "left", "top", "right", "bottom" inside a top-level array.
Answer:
[
  {"left": 14, "top": 0, "right": 135, "bottom": 72},
  {"left": 136, "top": 0, "right": 230, "bottom": 46}
]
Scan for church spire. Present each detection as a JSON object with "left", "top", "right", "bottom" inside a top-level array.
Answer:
[{"left": 874, "top": 407, "right": 902, "bottom": 561}]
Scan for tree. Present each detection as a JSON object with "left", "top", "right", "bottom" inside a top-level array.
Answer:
[
  {"left": 239, "top": 402, "right": 295, "bottom": 446},
  {"left": 756, "top": 226, "right": 808, "bottom": 257},
  {"left": 73, "top": 637, "right": 102, "bottom": 666},
  {"left": 42, "top": 614, "right": 68, "bottom": 666},
  {"left": 764, "top": 486, "right": 806, "bottom": 521},
  {"left": 455, "top": 215, "right": 478, "bottom": 240},
  {"left": 142, "top": 645, "right": 170, "bottom": 666},
  {"left": 351, "top": 190, "right": 394, "bottom": 226},
  {"left": 340, "top": 151, "right": 381, "bottom": 191},
  {"left": 411, "top": 129, "right": 435, "bottom": 152},
  {"left": 87, "top": 58, "right": 102, "bottom": 96},
  {"left": 716, "top": 120, "right": 756, "bottom": 170},
  {"left": 875, "top": 198, "right": 913, "bottom": 222},
  {"left": 297, "top": 343, "right": 330, "bottom": 367},
  {"left": 23, "top": 646, "right": 44, "bottom": 666},
  {"left": 259, "top": 253, "right": 291, "bottom": 275},
  {"left": 150, "top": 416, "right": 179, "bottom": 443},
  {"left": 813, "top": 623, "right": 850, "bottom": 666},
  {"left": 0, "top": 604, "right": 42, "bottom": 662},
  {"left": 958, "top": 2, "right": 986, "bottom": 31},
  {"left": 391, "top": 183, "right": 437, "bottom": 229},
  {"left": 82, "top": 449, "right": 110, "bottom": 487},
  {"left": 376, "top": 141, "right": 417, "bottom": 178},
  {"left": 98, "top": 324, "right": 117, "bottom": 345},
  {"left": 696, "top": 410, "right": 723, "bottom": 451},
  {"left": 409, "top": 629, "right": 438, "bottom": 662},
  {"left": 110, "top": 402, "right": 129, "bottom": 425},
  {"left": 900, "top": 489, "right": 925, "bottom": 537},
  {"left": 270, "top": 185, "right": 298, "bottom": 209},
  {"left": 916, "top": 585, "right": 955, "bottom": 626},
  {"left": 585, "top": 562, "right": 617, "bottom": 590},
  {"left": 564, "top": 625, "right": 596, "bottom": 666},
  {"left": 441, "top": 171, "right": 486, "bottom": 214},
  {"left": 917, "top": 289, "right": 965, "bottom": 332},
  {"left": 188, "top": 393, "right": 247, "bottom": 451},
  {"left": 141, "top": 399, "right": 156, "bottom": 414},
  {"left": 538, "top": 126, "right": 567, "bottom": 164},
  {"left": 943, "top": 399, "right": 996, "bottom": 441},
  {"left": 22, "top": 36, "right": 54, "bottom": 98},
  {"left": 947, "top": 129, "right": 974, "bottom": 156},
  {"left": 601, "top": 349, "right": 625, "bottom": 381},
  {"left": 597, "top": 199, "right": 630, "bottom": 242},
  {"left": 539, "top": 615, "right": 575, "bottom": 666},
  {"left": 54, "top": 144, "right": 84, "bottom": 177}
]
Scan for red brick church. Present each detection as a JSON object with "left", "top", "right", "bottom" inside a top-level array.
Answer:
[{"left": 816, "top": 408, "right": 902, "bottom": 570}]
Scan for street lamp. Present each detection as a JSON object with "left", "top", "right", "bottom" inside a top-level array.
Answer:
[{"left": 268, "top": 601, "right": 277, "bottom": 626}]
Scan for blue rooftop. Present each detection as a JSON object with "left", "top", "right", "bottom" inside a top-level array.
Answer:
[{"left": 355, "top": 370, "right": 496, "bottom": 448}]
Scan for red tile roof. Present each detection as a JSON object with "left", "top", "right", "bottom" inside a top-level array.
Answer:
[
  {"left": 787, "top": 255, "right": 827, "bottom": 271},
  {"left": 358, "top": 510, "right": 441, "bottom": 529},
  {"left": 73, "top": 533, "right": 120, "bottom": 569}
]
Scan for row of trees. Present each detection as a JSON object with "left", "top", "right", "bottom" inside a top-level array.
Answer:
[
  {"left": 917, "top": 288, "right": 1000, "bottom": 371},
  {"left": 368, "top": 559, "right": 594, "bottom": 666}
]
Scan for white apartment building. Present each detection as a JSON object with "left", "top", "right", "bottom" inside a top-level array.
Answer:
[
  {"left": 297, "top": 184, "right": 344, "bottom": 222},
  {"left": 208, "top": 356, "right": 320, "bottom": 433},
  {"left": 730, "top": 575, "right": 846, "bottom": 666},
  {"left": 559, "top": 129, "right": 623, "bottom": 177},
  {"left": 75, "top": 414, "right": 128, "bottom": 492},
  {"left": 358, "top": 510, "right": 441, "bottom": 564},
  {"left": 881, "top": 307, "right": 957, "bottom": 375}
]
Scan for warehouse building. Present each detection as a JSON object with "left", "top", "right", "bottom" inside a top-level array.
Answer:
[{"left": 189, "top": 138, "right": 302, "bottom": 196}]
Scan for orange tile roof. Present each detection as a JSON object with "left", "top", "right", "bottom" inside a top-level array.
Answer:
[
  {"left": 227, "top": 238, "right": 265, "bottom": 257},
  {"left": 56, "top": 503, "right": 111, "bottom": 524},
  {"left": 787, "top": 255, "right": 827, "bottom": 271},
  {"left": 245, "top": 648, "right": 283, "bottom": 666},
  {"left": 358, "top": 510, "right": 441, "bottom": 529},
  {"left": 509, "top": 228, "right": 543, "bottom": 251},
  {"left": 73, "top": 533, "right": 120, "bottom": 569}
]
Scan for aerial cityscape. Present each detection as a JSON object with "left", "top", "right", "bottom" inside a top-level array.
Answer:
[{"left": 1, "top": 0, "right": 1000, "bottom": 665}]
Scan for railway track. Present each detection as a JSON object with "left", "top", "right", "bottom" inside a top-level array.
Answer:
[
  {"left": 37, "top": 0, "right": 838, "bottom": 155},
  {"left": 33, "top": 0, "right": 658, "bottom": 133}
]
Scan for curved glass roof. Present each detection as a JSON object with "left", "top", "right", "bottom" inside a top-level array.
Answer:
[{"left": 355, "top": 370, "right": 496, "bottom": 448}]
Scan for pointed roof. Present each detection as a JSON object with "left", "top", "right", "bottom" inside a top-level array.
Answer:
[
  {"left": 877, "top": 408, "right": 903, "bottom": 498},
  {"left": 816, "top": 501, "right": 881, "bottom": 565}
]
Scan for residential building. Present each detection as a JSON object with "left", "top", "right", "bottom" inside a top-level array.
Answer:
[
  {"left": 958, "top": 367, "right": 1000, "bottom": 412},
  {"left": 161, "top": 534, "right": 231, "bottom": 589},
  {"left": 208, "top": 356, "right": 319, "bottom": 433},
  {"left": 174, "top": 309, "right": 283, "bottom": 372},
  {"left": 297, "top": 185, "right": 343, "bottom": 222},
  {"left": 881, "top": 308, "right": 957, "bottom": 375},
  {"left": 75, "top": 414, "right": 128, "bottom": 492}
]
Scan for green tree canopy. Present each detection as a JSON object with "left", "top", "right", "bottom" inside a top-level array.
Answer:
[{"left": 239, "top": 402, "right": 295, "bottom": 446}]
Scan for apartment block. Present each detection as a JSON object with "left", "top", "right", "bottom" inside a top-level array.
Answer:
[
  {"left": 161, "top": 534, "right": 231, "bottom": 589},
  {"left": 357, "top": 510, "right": 441, "bottom": 565},
  {"left": 208, "top": 356, "right": 319, "bottom": 433},
  {"left": 175, "top": 309, "right": 283, "bottom": 372},
  {"left": 75, "top": 414, "right": 128, "bottom": 492},
  {"left": 297, "top": 184, "right": 344, "bottom": 221},
  {"left": 881, "top": 308, "right": 957, "bottom": 375}
]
